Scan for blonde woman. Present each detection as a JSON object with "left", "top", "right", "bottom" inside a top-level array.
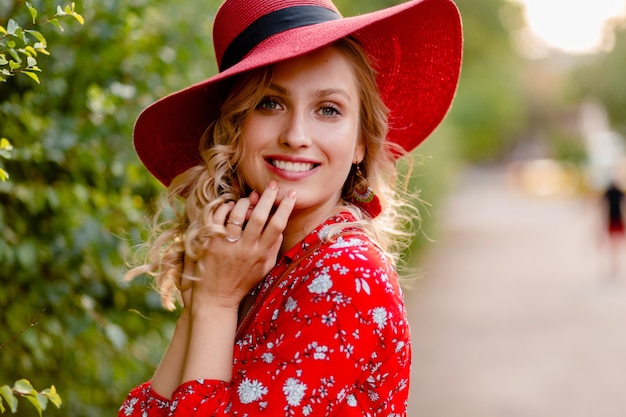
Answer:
[{"left": 119, "top": 0, "right": 462, "bottom": 415}]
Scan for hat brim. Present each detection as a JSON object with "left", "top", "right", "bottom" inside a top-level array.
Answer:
[{"left": 134, "top": 0, "right": 463, "bottom": 186}]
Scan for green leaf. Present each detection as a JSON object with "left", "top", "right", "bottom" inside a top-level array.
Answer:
[
  {"left": 23, "top": 392, "right": 43, "bottom": 417},
  {"left": 0, "top": 137, "right": 13, "bottom": 151},
  {"left": 23, "top": 45, "right": 38, "bottom": 57},
  {"left": 26, "top": 56, "right": 37, "bottom": 67},
  {"left": 0, "top": 385, "right": 17, "bottom": 412},
  {"left": 13, "top": 379, "right": 35, "bottom": 395},
  {"left": 37, "top": 392, "right": 49, "bottom": 411},
  {"left": 26, "top": 2, "right": 38, "bottom": 23},
  {"left": 42, "top": 386, "right": 62, "bottom": 408},
  {"left": 7, "top": 48, "right": 19, "bottom": 61},
  {"left": 7, "top": 19, "right": 19, "bottom": 35},
  {"left": 71, "top": 12, "right": 85, "bottom": 25},
  {"left": 7, "top": 39, "right": 16, "bottom": 49},
  {"left": 23, "top": 71, "right": 40, "bottom": 83},
  {"left": 26, "top": 29, "right": 47, "bottom": 45},
  {"left": 0, "top": 54, "right": 7, "bottom": 65},
  {"left": 48, "top": 18, "right": 64, "bottom": 32},
  {"left": 0, "top": 168, "right": 9, "bottom": 181},
  {"left": 34, "top": 44, "right": 50, "bottom": 55},
  {"left": 105, "top": 322, "right": 128, "bottom": 350},
  {"left": 9, "top": 60, "right": 21, "bottom": 70}
]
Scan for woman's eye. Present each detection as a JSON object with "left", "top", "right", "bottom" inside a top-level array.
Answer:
[
  {"left": 257, "top": 98, "right": 282, "bottom": 111},
  {"left": 319, "top": 105, "right": 340, "bottom": 117}
]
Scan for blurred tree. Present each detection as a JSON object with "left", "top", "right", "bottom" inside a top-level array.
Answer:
[
  {"left": 404, "top": 0, "right": 529, "bottom": 259},
  {"left": 446, "top": 0, "right": 529, "bottom": 163},
  {"left": 569, "top": 19, "right": 626, "bottom": 136},
  {"left": 1, "top": 0, "right": 221, "bottom": 415}
]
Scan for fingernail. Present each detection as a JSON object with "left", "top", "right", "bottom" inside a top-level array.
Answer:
[
  {"left": 288, "top": 190, "right": 296, "bottom": 199},
  {"left": 268, "top": 181, "right": 278, "bottom": 190}
]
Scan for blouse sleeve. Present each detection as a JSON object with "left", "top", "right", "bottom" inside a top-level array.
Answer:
[
  {"left": 118, "top": 381, "right": 171, "bottom": 417},
  {"left": 163, "top": 236, "right": 411, "bottom": 416}
]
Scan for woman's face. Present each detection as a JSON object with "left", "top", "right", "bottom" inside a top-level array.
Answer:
[{"left": 239, "top": 45, "right": 364, "bottom": 221}]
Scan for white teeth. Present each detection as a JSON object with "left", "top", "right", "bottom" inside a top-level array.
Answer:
[{"left": 272, "top": 160, "right": 314, "bottom": 172}]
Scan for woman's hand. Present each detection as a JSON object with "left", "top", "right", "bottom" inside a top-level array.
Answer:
[{"left": 189, "top": 182, "right": 296, "bottom": 310}]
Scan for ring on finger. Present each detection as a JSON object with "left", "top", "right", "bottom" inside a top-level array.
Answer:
[
  {"left": 225, "top": 231, "right": 243, "bottom": 243},
  {"left": 227, "top": 219, "right": 243, "bottom": 227}
]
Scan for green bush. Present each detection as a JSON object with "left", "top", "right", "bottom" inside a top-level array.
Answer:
[{"left": 0, "top": 0, "right": 219, "bottom": 415}]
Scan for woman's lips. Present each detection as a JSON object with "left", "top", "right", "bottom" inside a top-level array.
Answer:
[{"left": 265, "top": 157, "right": 320, "bottom": 179}]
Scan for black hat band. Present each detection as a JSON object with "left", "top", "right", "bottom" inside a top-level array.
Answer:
[{"left": 220, "top": 5, "right": 342, "bottom": 72}]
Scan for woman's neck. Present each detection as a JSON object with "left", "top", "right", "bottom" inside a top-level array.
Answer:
[{"left": 280, "top": 199, "right": 344, "bottom": 252}]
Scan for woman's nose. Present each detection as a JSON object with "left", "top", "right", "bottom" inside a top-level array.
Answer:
[{"left": 280, "top": 111, "right": 312, "bottom": 148}]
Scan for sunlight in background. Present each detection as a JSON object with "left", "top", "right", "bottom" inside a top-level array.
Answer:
[{"left": 512, "top": 0, "right": 626, "bottom": 55}]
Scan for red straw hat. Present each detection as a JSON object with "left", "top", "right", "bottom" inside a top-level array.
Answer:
[{"left": 134, "top": 0, "right": 463, "bottom": 186}]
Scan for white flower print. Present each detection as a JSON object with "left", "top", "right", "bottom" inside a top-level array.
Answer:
[
  {"left": 355, "top": 277, "right": 371, "bottom": 295},
  {"left": 330, "top": 237, "right": 363, "bottom": 248},
  {"left": 346, "top": 394, "right": 358, "bottom": 407},
  {"left": 337, "top": 388, "right": 347, "bottom": 402},
  {"left": 397, "top": 378, "right": 408, "bottom": 392},
  {"left": 285, "top": 296, "right": 297, "bottom": 312},
  {"left": 283, "top": 378, "right": 307, "bottom": 406},
  {"left": 368, "top": 390, "right": 380, "bottom": 401},
  {"left": 396, "top": 340, "right": 405, "bottom": 353},
  {"left": 341, "top": 343, "right": 354, "bottom": 357},
  {"left": 321, "top": 311, "right": 337, "bottom": 326},
  {"left": 237, "top": 378, "right": 268, "bottom": 404},
  {"left": 372, "top": 307, "right": 388, "bottom": 329},
  {"left": 308, "top": 273, "right": 332, "bottom": 294},
  {"left": 122, "top": 398, "right": 137, "bottom": 416},
  {"left": 313, "top": 344, "right": 329, "bottom": 360},
  {"left": 261, "top": 352, "right": 275, "bottom": 363},
  {"left": 317, "top": 224, "right": 330, "bottom": 240}
]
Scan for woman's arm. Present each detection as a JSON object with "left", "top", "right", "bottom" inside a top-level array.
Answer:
[
  {"left": 180, "top": 182, "right": 296, "bottom": 383},
  {"left": 150, "top": 308, "right": 191, "bottom": 398}
]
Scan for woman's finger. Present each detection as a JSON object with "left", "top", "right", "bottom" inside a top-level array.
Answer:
[
  {"left": 259, "top": 189, "right": 296, "bottom": 247},
  {"left": 243, "top": 181, "right": 280, "bottom": 237},
  {"left": 213, "top": 201, "right": 235, "bottom": 226},
  {"left": 224, "top": 198, "right": 252, "bottom": 243}
]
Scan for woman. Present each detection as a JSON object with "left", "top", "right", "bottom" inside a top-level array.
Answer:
[{"left": 120, "top": 0, "right": 462, "bottom": 415}]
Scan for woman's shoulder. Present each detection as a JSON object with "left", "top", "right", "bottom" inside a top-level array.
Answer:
[
  {"left": 321, "top": 230, "right": 392, "bottom": 268},
  {"left": 304, "top": 231, "right": 401, "bottom": 301}
]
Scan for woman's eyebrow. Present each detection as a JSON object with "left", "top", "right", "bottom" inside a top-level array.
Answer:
[
  {"left": 268, "top": 83, "right": 288, "bottom": 95},
  {"left": 268, "top": 84, "right": 352, "bottom": 102},
  {"left": 315, "top": 88, "right": 352, "bottom": 102}
]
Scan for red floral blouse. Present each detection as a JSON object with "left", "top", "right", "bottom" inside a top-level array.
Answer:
[{"left": 119, "top": 213, "right": 412, "bottom": 417}]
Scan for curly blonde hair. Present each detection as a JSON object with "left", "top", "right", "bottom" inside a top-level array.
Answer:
[{"left": 126, "top": 37, "right": 419, "bottom": 310}]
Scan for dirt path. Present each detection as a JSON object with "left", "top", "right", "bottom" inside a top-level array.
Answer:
[{"left": 405, "top": 167, "right": 626, "bottom": 417}]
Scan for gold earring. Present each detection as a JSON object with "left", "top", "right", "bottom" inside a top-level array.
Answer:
[{"left": 349, "top": 164, "right": 381, "bottom": 218}]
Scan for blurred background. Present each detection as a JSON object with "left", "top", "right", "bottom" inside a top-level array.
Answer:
[{"left": 1, "top": 0, "right": 625, "bottom": 415}]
